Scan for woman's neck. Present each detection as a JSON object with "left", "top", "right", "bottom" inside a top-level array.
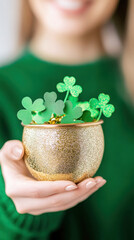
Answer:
[{"left": 29, "top": 27, "right": 105, "bottom": 65}]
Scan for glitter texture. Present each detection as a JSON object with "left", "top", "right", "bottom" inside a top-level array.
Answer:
[{"left": 22, "top": 121, "right": 104, "bottom": 183}]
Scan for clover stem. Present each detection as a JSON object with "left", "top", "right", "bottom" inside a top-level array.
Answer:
[
  {"left": 97, "top": 109, "right": 103, "bottom": 121},
  {"left": 64, "top": 90, "right": 70, "bottom": 103}
]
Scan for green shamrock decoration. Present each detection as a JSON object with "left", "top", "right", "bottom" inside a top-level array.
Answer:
[
  {"left": 64, "top": 97, "right": 98, "bottom": 122},
  {"left": 68, "top": 98, "right": 99, "bottom": 119},
  {"left": 57, "top": 76, "right": 82, "bottom": 103},
  {"left": 81, "top": 110, "right": 94, "bottom": 122},
  {"left": 89, "top": 93, "right": 115, "bottom": 121},
  {"left": 61, "top": 100, "right": 83, "bottom": 124},
  {"left": 40, "top": 92, "right": 64, "bottom": 122},
  {"left": 68, "top": 96, "right": 78, "bottom": 107},
  {"left": 17, "top": 97, "right": 46, "bottom": 125},
  {"left": 77, "top": 101, "right": 89, "bottom": 111},
  {"left": 87, "top": 104, "right": 99, "bottom": 118},
  {"left": 17, "top": 77, "right": 115, "bottom": 125},
  {"left": 76, "top": 101, "right": 99, "bottom": 118}
]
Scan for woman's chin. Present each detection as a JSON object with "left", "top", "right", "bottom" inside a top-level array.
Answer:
[{"left": 44, "top": 19, "right": 92, "bottom": 37}]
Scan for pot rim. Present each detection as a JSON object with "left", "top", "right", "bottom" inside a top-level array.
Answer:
[{"left": 21, "top": 120, "right": 103, "bottom": 128}]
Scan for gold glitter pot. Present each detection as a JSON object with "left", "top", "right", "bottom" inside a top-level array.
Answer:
[{"left": 22, "top": 121, "right": 104, "bottom": 183}]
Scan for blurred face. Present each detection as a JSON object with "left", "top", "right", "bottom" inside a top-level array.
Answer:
[{"left": 29, "top": 0, "right": 119, "bottom": 36}]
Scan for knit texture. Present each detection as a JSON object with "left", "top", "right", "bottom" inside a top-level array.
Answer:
[{"left": 0, "top": 49, "right": 134, "bottom": 240}]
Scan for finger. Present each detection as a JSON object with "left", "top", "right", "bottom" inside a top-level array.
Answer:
[
  {"left": 12, "top": 178, "right": 99, "bottom": 213},
  {"left": 77, "top": 176, "right": 104, "bottom": 188},
  {"left": 0, "top": 140, "right": 24, "bottom": 162},
  {"left": 9, "top": 177, "right": 98, "bottom": 200},
  {"left": 0, "top": 142, "right": 78, "bottom": 198},
  {"left": 45, "top": 177, "right": 106, "bottom": 213},
  {"left": 74, "top": 177, "right": 106, "bottom": 204},
  {"left": 27, "top": 179, "right": 101, "bottom": 215},
  {"left": 5, "top": 179, "right": 78, "bottom": 199},
  {"left": 52, "top": 177, "right": 106, "bottom": 210}
]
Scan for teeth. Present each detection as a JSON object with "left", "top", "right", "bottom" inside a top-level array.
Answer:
[{"left": 55, "top": 0, "right": 85, "bottom": 10}]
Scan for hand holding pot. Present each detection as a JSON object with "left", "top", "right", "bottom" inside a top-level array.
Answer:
[{"left": 0, "top": 140, "right": 106, "bottom": 215}]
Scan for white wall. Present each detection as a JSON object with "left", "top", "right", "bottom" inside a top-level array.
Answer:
[{"left": 0, "top": 0, "right": 22, "bottom": 65}]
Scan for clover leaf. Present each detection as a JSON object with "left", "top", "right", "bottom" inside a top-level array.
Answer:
[
  {"left": 89, "top": 93, "right": 115, "bottom": 121},
  {"left": 57, "top": 76, "right": 82, "bottom": 103},
  {"left": 17, "top": 97, "right": 46, "bottom": 125},
  {"left": 17, "top": 76, "right": 115, "bottom": 126},
  {"left": 81, "top": 110, "right": 94, "bottom": 122},
  {"left": 87, "top": 103, "right": 99, "bottom": 118},
  {"left": 40, "top": 92, "right": 64, "bottom": 122},
  {"left": 61, "top": 100, "right": 83, "bottom": 124},
  {"left": 68, "top": 98, "right": 98, "bottom": 120},
  {"left": 76, "top": 101, "right": 99, "bottom": 118},
  {"left": 17, "top": 109, "right": 32, "bottom": 125},
  {"left": 88, "top": 107, "right": 99, "bottom": 118},
  {"left": 77, "top": 101, "right": 89, "bottom": 111},
  {"left": 68, "top": 96, "right": 78, "bottom": 107}
]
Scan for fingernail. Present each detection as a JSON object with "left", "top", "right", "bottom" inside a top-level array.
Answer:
[
  {"left": 65, "top": 185, "right": 77, "bottom": 191},
  {"left": 95, "top": 178, "right": 103, "bottom": 184},
  {"left": 97, "top": 179, "right": 107, "bottom": 186},
  {"left": 86, "top": 181, "right": 96, "bottom": 189},
  {"left": 12, "top": 147, "right": 23, "bottom": 158},
  {"left": 100, "top": 179, "right": 107, "bottom": 185}
]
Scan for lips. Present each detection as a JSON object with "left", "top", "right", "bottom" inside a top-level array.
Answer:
[{"left": 53, "top": 0, "right": 92, "bottom": 14}]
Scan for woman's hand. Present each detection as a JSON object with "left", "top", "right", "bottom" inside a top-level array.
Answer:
[{"left": 0, "top": 140, "right": 106, "bottom": 216}]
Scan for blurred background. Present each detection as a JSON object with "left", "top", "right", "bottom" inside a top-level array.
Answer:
[
  {"left": 0, "top": 0, "right": 126, "bottom": 66},
  {"left": 0, "top": 0, "right": 22, "bottom": 65}
]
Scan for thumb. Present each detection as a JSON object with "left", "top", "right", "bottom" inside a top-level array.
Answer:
[{"left": 0, "top": 140, "right": 24, "bottom": 162}]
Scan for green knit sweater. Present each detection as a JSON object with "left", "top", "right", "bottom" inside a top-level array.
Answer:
[{"left": 0, "top": 49, "right": 134, "bottom": 240}]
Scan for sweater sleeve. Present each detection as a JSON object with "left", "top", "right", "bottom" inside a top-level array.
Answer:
[
  {"left": 0, "top": 75, "right": 65, "bottom": 240},
  {"left": 0, "top": 113, "right": 7, "bottom": 148}
]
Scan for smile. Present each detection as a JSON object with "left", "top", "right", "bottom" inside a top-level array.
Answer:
[{"left": 53, "top": 0, "right": 92, "bottom": 14}]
